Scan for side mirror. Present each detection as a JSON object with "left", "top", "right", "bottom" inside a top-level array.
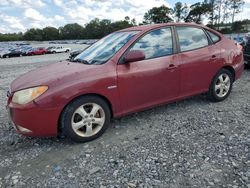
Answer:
[{"left": 124, "top": 50, "right": 145, "bottom": 63}]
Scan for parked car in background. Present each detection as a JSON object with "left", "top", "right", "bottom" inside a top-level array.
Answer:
[
  {"left": 46, "top": 46, "right": 56, "bottom": 52},
  {"left": 48, "top": 46, "right": 71, "bottom": 53},
  {"left": 85, "top": 40, "right": 97, "bottom": 45},
  {"left": 27, "top": 48, "right": 48, "bottom": 56},
  {"left": 243, "top": 37, "right": 250, "bottom": 68},
  {"left": 19, "top": 46, "right": 33, "bottom": 56},
  {"left": 0, "top": 49, "right": 23, "bottom": 58},
  {"left": 7, "top": 23, "right": 244, "bottom": 142},
  {"left": 69, "top": 47, "right": 89, "bottom": 60},
  {"left": 233, "top": 36, "right": 245, "bottom": 46},
  {"left": 0, "top": 50, "right": 10, "bottom": 58}
]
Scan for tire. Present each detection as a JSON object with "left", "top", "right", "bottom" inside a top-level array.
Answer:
[
  {"left": 60, "top": 96, "right": 111, "bottom": 143},
  {"left": 207, "top": 68, "right": 233, "bottom": 102}
]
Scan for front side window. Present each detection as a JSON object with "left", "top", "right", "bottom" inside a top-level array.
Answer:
[
  {"left": 75, "top": 31, "right": 138, "bottom": 65},
  {"left": 129, "top": 28, "right": 173, "bottom": 59},
  {"left": 177, "top": 27, "right": 209, "bottom": 52}
]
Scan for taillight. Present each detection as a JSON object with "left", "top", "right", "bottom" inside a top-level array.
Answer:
[{"left": 236, "top": 43, "right": 243, "bottom": 51}]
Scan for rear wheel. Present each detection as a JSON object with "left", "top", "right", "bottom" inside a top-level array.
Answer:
[
  {"left": 207, "top": 69, "right": 233, "bottom": 102},
  {"left": 60, "top": 96, "right": 111, "bottom": 142}
]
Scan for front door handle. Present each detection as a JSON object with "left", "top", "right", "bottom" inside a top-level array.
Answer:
[
  {"left": 167, "top": 64, "right": 177, "bottom": 70},
  {"left": 210, "top": 55, "right": 217, "bottom": 60}
]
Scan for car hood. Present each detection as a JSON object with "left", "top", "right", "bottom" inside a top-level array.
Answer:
[{"left": 11, "top": 61, "right": 99, "bottom": 92}]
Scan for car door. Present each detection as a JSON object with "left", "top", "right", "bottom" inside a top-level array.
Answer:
[
  {"left": 37, "top": 48, "right": 42, "bottom": 54},
  {"left": 117, "top": 27, "right": 180, "bottom": 115},
  {"left": 59, "top": 47, "right": 63, "bottom": 52},
  {"left": 176, "top": 26, "right": 222, "bottom": 97}
]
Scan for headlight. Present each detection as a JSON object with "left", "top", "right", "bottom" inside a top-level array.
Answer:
[{"left": 12, "top": 86, "right": 48, "bottom": 105}]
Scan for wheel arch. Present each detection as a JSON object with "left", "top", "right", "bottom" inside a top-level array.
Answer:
[
  {"left": 221, "top": 65, "right": 235, "bottom": 82},
  {"left": 57, "top": 93, "right": 113, "bottom": 134}
]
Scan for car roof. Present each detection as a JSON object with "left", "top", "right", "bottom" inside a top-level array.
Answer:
[
  {"left": 118, "top": 22, "right": 222, "bottom": 37},
  {"left": 119, "top": 23, "right": 205, "bottom": 31}
]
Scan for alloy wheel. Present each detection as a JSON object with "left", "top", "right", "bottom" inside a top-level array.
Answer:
[
  {"left": 215, "top": 73, "right": 231, "bottom": 98},
  {"left": 71, "top": 103, "right": 105, "bottom": 137}
]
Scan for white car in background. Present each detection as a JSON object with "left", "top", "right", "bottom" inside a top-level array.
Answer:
[{"left": 49, "top": 46, "right": 71, "bottom": 53}]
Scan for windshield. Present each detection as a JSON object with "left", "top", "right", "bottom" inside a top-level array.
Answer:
[{"left": 74, "top": 31, "right": 138, "bottom": 65}]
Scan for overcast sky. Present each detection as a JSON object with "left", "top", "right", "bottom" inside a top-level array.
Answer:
[{"left": 0, "top": 0, "right": 250, "bottom": 33}]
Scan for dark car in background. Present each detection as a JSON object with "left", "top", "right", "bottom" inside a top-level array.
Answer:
[
  {"left": 243, "top": 38, "right": 250, "bottom": 68},
  {"left": 69, "top": 47, "right": 89, "bottom": 60},
  {"left": 0, "top": 49, "right": 23, "bottom": 58}
]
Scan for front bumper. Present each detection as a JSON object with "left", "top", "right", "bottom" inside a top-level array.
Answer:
[{"left": 7, "top": 101, "right": 61, "bottom": 137}]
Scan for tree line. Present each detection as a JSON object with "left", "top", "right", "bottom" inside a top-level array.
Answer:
[
  {"left": 143, "top": 0, "right": 245, "bottom": 32},
  {"left": 0, "top": 0, "right": 246, "bottom": 42},
  {"left": 0, "top": 17, "right": 135, "bottom": 41}
]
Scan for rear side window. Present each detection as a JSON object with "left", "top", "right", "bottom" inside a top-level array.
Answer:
[
  {"left": 206, "top": 30, "right": 220, "bottom": 43},
  {"left": 177, "top": 27, "right": 209, "bottom": 52},
  {"left": 130, "top": 27, "right": 173, "bottom": 59}
]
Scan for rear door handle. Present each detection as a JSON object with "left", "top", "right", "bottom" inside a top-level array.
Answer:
[{"left": 167, "top": 64, "right": 177, "bottom": 70}]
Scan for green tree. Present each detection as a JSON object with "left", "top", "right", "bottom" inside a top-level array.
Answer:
[
  {"left": 230, "top": 0, "right": 244, "bottom": 23},
  {"left": 59, "top": 23, "right": 85, "bottom": 40},
  {"left": 185, "top": 2, "right": 212, "bottom": 24},
  {"left": 208, "top": 0, "right": 215, "bottom": 25},
  {"left": 84, "top": 19, "right": 103, "bottom": 39},
  {"left": 231, "top": 20, "right": 244, "bottom": 32},
  {"left": 222, "top": 0, "right": 231, "bottom": 24},
  {"left": 143, "top": 5, "right": 173, "bottom": 24},
  {"left": 84, "top": 17, "right": 134, "bottom": 39},
  {"left": 23, "top": 28, "right": 43, "bottom": 41},
  {"left": 173, "top": 2, "right": 188, "bottom": 22},
  {"left": 111, "top": 20, "right": 133, "bottom": 31},
  {"left": 42, "top": 27, "right": 59, "bottom": 41},
  {"left": 0, "top": 32, "right": 23, "bottom": 41}
]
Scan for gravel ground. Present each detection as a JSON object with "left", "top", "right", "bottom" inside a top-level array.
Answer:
[{"left": 0, "top": 53, "right": 249, "bottom": 187}]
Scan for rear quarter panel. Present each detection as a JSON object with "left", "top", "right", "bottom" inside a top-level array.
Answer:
[{"left": 219, "top": 37, "right": 244, "bottom": 80}]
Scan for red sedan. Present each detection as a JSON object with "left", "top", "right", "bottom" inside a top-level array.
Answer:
[
  {"left": 7, "top": 23, "right": 244, "bottom": 142},
  {"left": 27, "top": 48, "right": 48, "bottom": 56}
]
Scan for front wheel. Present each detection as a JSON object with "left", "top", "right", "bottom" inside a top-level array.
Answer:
[
  {"left": 60, "top": 96, "right": 111, "bottom": 142},
  {"left": 207, "top": 69, "right": 233, "bottom": 102}
]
